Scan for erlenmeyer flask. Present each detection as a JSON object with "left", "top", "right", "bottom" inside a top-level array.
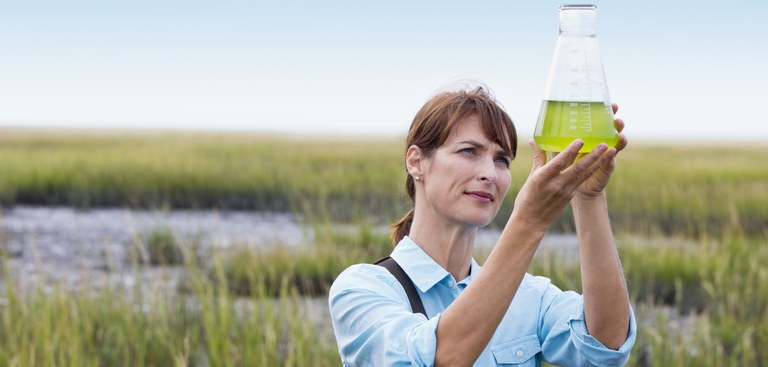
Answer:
[{"left": 534, "top": 4, "right": 617, "bottom": 153}]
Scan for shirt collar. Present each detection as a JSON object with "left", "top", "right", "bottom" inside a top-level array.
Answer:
[{"left": 390, "top": 236, "right": 480, "bottom": 293}]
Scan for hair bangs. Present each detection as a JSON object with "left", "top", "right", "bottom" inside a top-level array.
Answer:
[
  {"left": 442, "top": 91, "right": 518, "bottom": 160},
  {"left": 477, "top": 98, "right": 517, "bottom": 160}
]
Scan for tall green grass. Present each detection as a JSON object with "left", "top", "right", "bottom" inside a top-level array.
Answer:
[
  {"left": 0, "top": 129, "right": 407, "bottom": 222},
  {"left": 527, "top": 228, "right": 768, "bottom": 366},
  {"left": 1, "top": 129, "right": 766, "bottom": 236},
  {"left": 0, "top": 245, "right": 339, "bottom": 366},
  {"left": 627, "top": 231, "right": 768, "bottom": 366},
  {"left": 604, "top": 143, "right": 768, "bottom": 237},
  {"left": 3, "top": 224, "right": 767, "bottom": 366},
  {"left": 2, "top": 129, "right": 768, "bottom": 365},
  {"left": 216, "top": 222, "right": 391, "bottom": 298}
]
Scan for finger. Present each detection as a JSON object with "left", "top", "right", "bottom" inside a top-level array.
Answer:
[
  {"left": 612, "top": 103, "right": 619, "bottom": 114},
  {"left": 615, "top": 132, "right": 628, "bottom": 153},
  {"left": 529, "top": 138, "right": 547, "bottom": 172},
  {"left": 563, "top": 143, "right": 609, "bottom": 178},
  {"left": 565, "top": 144, "right": 615, "bottom": 183},
  {"left": 614, "top": 117, "right": 625, "bottom": 133},
  {"left": 540, "top": 139, "right": 583, "bottom": 178}
]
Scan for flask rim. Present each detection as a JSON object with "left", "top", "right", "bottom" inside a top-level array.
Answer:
[{"left": 559, "top": 4, "right": 597, "bottom": 11}]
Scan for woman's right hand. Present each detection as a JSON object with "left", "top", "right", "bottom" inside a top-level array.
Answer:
[{"left": 510, "top": 138, "right": 616, "bottom": 230}]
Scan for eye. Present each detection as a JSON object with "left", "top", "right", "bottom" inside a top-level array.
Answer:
[
  {"left": 458, "top": 147, "right": 477, "bottom": 155},
  {"left": 495, "top": 156, "right": 511, "bottom": 168}
]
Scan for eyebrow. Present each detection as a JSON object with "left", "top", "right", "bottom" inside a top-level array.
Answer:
[{"left": 458, "top": 140, "right": 485, "bottom": 148}]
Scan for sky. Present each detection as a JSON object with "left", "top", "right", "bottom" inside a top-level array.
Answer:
[{"left": 1, "top": 0, "right": 766, "bottom": 140}]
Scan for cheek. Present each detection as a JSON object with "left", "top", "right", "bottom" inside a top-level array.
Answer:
[
  {"left": 433, "top": 155, "right": 470, "bottom": 179},
  {"left": 498, "top": 173, "right": 512, "bottom": 195}
]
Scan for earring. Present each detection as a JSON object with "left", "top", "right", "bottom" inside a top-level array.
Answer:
[{"left": 414, "top": 176, "right": 421, "bottom": 181}]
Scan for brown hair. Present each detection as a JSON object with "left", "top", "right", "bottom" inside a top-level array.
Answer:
[{"left": 391, "top": 84, "right": 518, "bottom": 245}]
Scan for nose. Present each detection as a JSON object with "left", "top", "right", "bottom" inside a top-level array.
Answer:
[{"left": 478, "top": 156, "right": 496, "bottom": 183}]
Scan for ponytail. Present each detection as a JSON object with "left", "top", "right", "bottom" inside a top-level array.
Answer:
[
  {"left": 391, "top": 175, "right": 416, "bottom": 246},
  {"left": 391, "top": 208, "right": 414, "bottom": 246}
]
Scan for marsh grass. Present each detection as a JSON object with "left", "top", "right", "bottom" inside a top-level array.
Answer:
[
  {"left": 529, "top": 229, "right": 768, "bottom": 366},
  {"left": 3, "top": 224, "right": 766, "bottom": 366},
  {"left": 215, "top": 222, "right": 392, "bottom": 297},
  {"left": 2, "top": 129, "right": 767, "bottom": 237},
  {"left": 201, "top": 221, "right": 768, "bottom": 365},
  {"left": 0, "top": 130, "right": 408, "bottom": 222},
  {"left": 2, "top": 129, "right": 768, "bottom": 365},
  {"left": 142, "top": 227, "right": 187, "bottom": 266},
  {"left": 0, "top": 243, "right": 339, "bottom": 366}
]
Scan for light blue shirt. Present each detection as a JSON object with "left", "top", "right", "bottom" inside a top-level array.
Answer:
[{"left": 329, "top": 236, "right": 636, "bottom": 366}]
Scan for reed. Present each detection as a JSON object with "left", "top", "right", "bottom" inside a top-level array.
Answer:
[
  {"left": 0, "top": 246, "right": 339, "bottom": 366},
  {"left": 530, "top": 228, "right": 768, "bottom": 366},
  {"left": 2, "top": 129, "right": 767, "bottom": 237},
  {"left": 2, "top": 222, "right": 767, "bottom": 365}
]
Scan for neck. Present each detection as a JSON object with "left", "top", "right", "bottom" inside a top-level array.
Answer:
[{"left": 408, "top": 212, "right": 477, "bottom": 281}]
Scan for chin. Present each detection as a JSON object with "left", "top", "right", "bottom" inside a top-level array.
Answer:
[{"left": 462, "top": 212, "right": 497, "bottom": 228}]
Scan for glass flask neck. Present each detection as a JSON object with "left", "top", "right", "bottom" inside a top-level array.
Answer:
[{"left": 559, "top": 4, "right": 597, "bottom": 37}]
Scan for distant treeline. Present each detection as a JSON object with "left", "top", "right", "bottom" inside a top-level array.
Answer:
[{"left": 1, "top": 129, "right": 766, "bottom": 236}]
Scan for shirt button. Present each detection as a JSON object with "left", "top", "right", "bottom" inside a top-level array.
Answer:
[
  {"left": 447, "top": 279, "right": 455, "bottom": 287},
  {"left": 516, "top": 350, "right": 524, "bottom": 357}
]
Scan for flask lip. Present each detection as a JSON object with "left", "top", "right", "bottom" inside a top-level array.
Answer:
[{"left": 559, "top": 4, "right": 597, "bottom": 11}]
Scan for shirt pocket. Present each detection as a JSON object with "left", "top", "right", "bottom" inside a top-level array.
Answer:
[{"left": 491, "top": 334, "right": 541, "bottom": 366}]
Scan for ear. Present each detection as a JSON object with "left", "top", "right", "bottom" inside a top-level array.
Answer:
[{"left": 405, "top": 145, "right": 426, "bottom": 178}]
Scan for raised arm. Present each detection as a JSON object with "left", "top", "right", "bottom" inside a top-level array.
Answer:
[
  {"left": 572, "top": 103, "right": 631, "bottom": 349},
  {"left": 572, "top": 191, "right": 630, "bottom": 349}
]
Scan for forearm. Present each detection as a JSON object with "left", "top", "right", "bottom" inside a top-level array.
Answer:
[
  {"left": 572, "top": 192, "right": 630, "bottom": 349},
  {"left": 435, "top": 213, "right": 546, "bottom": 366}
]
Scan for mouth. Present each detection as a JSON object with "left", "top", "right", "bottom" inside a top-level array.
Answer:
[{"left": 465, "top": 191, "right": 495, "bottom": 203}]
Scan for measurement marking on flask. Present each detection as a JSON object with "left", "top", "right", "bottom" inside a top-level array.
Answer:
[{"left": 578, "top": 102, "right": 593, "bottom": 132}]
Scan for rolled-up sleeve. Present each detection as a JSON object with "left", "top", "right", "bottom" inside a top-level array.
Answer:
[
  {"left": 539, "top": 281, "right": 637, "bottom": 367},
  {"left": 329, "top": 264, "right": 439, "bottom": 367}
]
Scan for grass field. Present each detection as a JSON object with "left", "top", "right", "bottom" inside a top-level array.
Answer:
[
  {"left": 1, "top": 129, "right": 767, "bottom": 236},
  {"left": 1, "top": 128, "right": 767, "bottom": 365}
]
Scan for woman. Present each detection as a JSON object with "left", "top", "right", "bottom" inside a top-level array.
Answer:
[{"left": 329, "top": 83, "right": 636, "bottom": 366}]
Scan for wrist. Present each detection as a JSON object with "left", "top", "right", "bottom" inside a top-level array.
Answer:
[
  {"left": 571, "top": 191, "right": 607, "bottom": 209},
  {"left": 506, "top": 209, "right": 550, "bottom": 238}
]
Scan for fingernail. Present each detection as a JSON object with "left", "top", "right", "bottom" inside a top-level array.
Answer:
[{"left": 595, "top": 144, "right": 607, "bottom": 154}]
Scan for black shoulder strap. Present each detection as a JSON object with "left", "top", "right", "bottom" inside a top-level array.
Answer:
[{"left": 375, "top": 256, "right": 427, "bottom": 318}]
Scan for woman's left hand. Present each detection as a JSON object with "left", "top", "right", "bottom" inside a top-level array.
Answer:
[{"left": 574, "top": 103, "right": 628, "bottom": 198}]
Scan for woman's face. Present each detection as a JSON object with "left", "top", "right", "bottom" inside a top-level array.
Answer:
[{"left": 420, "top": 114, "right": 513, "bottom": 228}]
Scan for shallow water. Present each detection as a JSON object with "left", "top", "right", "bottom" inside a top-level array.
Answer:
[
  {"left": 0, "top": 205, "right": 578, "bottom": 292},
  {"left": 1, "top": 206, "right": 307, "bottom": 291}
]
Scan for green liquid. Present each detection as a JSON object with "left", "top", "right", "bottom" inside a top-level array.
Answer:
[{"left": 534, "top": 100, "right": 618, "bottom": 153}]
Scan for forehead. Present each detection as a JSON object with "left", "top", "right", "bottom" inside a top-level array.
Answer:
[{"left": 444, "top": 114, "right": 498, "bottom": 146}]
